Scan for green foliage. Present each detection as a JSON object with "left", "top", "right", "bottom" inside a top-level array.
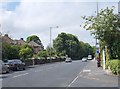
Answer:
[
  {"left": 19, "top": 44, "right": 34, "bottom": 59},
  {"left": 2, "top": 42, "right": 20, "bottom": 60},
  {"left": 53, "top": 32, "right": 95, "bottom": 59},
  {"left": 109, "top": 60, "right": 120, "bottom": 75},
  {"left": 37, "top": 50, "right": 47, "bottom": 59},
  {"left": 46, "top": 46, "right": 56, "bottom": 57},
  {"left": 82, "top": 7, "right": 120, "bottom": 59},
  {"left": 27, "top": 35, "right": 40, "bottom": 43}
]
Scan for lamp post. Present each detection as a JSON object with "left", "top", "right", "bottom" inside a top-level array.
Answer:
[
  {"left": 118, "top": 1, "right": 120, "bottom": 15},
  {"left": 50, "top": 26, "right": 59, "bottom": 63}
]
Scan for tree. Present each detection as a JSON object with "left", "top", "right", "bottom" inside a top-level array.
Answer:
[
  {"left": 82, "top": 7, "right": 120, "bottom": 59},
  {"left": 2, "top": 42, "right": 20, "bottom": 60},
  {"left": 53, "top": 32, "right": 80, "bottom": 59},
  {"left": 37, "top": 50, "right": 47, "bottom": 59},
  {"left": 46, "top": 45, "right": 56, "bottom": 57},
  {"left": 19, "top": 44, "right": 34, "bottom": 59}
]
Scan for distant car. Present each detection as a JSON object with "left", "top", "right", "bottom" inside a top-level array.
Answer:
[
  {"left": 88, "top": 55, "right": 92, "bottom": 60},
  {"left": 0, "top": 60, "right": 9, "bottom": 74},
  {"left": 65, "top": 58, "right": 72, "bottom": 63},
  {"left": 5, "top": 59, "right": 25, "bottom": 71},
  {"left": 82, "top": 57, "right": 87, "bottom": 62}
]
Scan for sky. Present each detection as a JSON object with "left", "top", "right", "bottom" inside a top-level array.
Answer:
[{"left": 0, "top": 0, "right": 119, "bottom": 48}]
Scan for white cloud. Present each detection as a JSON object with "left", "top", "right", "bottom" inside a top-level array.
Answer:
[{"left": 1, "top": 0, "right": 118, "bottom": 48}]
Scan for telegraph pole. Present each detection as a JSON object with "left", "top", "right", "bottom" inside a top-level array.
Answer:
[
  {"left": 49, "top": 26, "right": 59, "bottom": 63},
  {"left": 96, "top": 0, "right": 101, "bottom": 67}
]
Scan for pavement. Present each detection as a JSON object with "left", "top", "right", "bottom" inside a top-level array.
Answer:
[{"left": 69, "top": 60, "right": 119, "bottom": 87}]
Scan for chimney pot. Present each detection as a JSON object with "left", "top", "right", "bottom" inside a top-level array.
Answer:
[{"left": 21, "top": 38, "right": 24, "bottom": 40}]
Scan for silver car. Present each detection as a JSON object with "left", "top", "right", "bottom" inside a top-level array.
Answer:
[
  {"left": 65, "top": 57, "right": 72, "bottom": 63},
  {"left": 0, "top": 60, "right": 9, "bottom": 74},
  {"left": 82, "top": 57, "right": 87, "bottom": 62}
]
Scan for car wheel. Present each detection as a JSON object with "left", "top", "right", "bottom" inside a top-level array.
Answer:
[
  {"left": 23, "top": 67, "right": 25, "bottom": 70},
  {"left": 6, "top": 70, "right": 9, "bottom": 73}
]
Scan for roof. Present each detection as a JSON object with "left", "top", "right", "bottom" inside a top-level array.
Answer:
[
  {"left": 28, "top": 41, "right": 41, "bottom": 47},
  {"left": 2, "top": 34, "right": 13, "bottom": 44},
  {"left": 14, "top": 39, "right": 27, "bottom": 45}
]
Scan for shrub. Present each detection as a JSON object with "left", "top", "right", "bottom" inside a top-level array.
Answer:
[{"left": 109, "top": 59, "right": 120, "bottom": 75}]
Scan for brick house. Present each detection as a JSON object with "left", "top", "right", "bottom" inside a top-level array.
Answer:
[
  {"left": 2, "top": 34, "right": 14, "bottom": 44},
  {"left": 2, "top": 34, "right": 44, "bottom": 54},
  {"left": 28, "top": 41, "right": 44, "bottom": 54},
  {"left": 14, "top": 38, "right": 27, "bottom": 46}
]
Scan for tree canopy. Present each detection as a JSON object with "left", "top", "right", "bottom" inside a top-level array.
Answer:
[
  {"left": 82, "top": 7, "right": 120, "bottom": 59},
  {"left": 19, "top": 44, "right": 34, "bottom": 59},
  {"left": 53, "top": 32, "right": 95, "bottom": 59}
]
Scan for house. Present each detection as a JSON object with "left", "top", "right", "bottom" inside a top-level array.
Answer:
[
  {"left": 14, "top": 38, "right": 27, "bottom": 46},
  {"left": 2, "top": 34, "right": 14, "bottom": 44},
  {"left": 2, "top": 34, "right": 44, "bottom": 54},
  {"left": 28, "top": 41, "right": 43, "bottom": 54}
]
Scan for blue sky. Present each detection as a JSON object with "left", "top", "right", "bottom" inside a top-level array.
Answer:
[
  {"left": 1, "top": 0, "right": 120, "bottom": 48},
  {"left": 2, "top": 1, "right": 20, "bottom": 11}
]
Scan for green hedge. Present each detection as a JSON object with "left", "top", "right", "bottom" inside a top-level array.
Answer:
[{"left": 109, "top": 60, "right": 120, "bottom": 75}]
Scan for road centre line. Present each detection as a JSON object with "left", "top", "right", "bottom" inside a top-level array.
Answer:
[
  {"left": 12, "top": 73, "right": 29, "bottom": 78},
  {"left": 14, "top": 71, "right": 26, "bottom": 74},
  {"left": 35, "top": 70, "right": 42, "bottom": 72},
  {"left": 0, "top": 79, "right": 2, "bottom": 82}
]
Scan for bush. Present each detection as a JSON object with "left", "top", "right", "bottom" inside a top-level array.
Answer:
[{"left": 109, "top": 59, "right": 120, "bottom": 75}]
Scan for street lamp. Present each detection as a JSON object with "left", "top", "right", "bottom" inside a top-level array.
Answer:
[
  {"left": 118, "top": 1, "right": 120, "bottom": 15},
  {"left": 50, "top": 26, "right": 59, "bottom": 63}
]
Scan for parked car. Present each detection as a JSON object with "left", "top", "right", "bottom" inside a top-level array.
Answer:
[
  {"left": 65, "top": 57, "right": 72, "bottom": 63},
  {"left": 5, "top": 59, "right": 25, "bottom": 71},
  {"left": 88, "top": 55, "right": 92, "bottom": 60},
  {"left": 0, "top": 60, "right": 9, "bottom": 74},
  {"left": 82, "top": 57, "right": 87, "bottom": 62}
]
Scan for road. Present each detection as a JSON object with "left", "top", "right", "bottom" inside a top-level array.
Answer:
[{"left": 0, "top": 60, "right": 118, "bottom": 88}]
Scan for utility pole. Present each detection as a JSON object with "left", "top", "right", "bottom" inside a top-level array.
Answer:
[
  {"left": 96, "top": 0, "right": 101, "bottom": 67},
  {"left": 118, "top": 1, "right": 120, "bottom": 15},
  {"left": 50, "top": 26, "right": 59, "bottom": 63}
]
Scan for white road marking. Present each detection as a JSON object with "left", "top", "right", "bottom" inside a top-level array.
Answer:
[
  {"left": 12, "top": 73, "right": 29, "bottom": 78},
  {"left": 0, "top": 79, "right": 2, "bottom": 82},
  {"left": 67, "top": 75, "right": 79, "bottom": 87},
  {"left": 82, "top": 69, "right": 91, "bottom": 72},
  {"left": 14, "top": 71, "right": 26, "bottom": 74},
  {"left": 35, "top": 70, "right": 42, "bottom": 72},
  {"left": 47, "top": 67, "right": 53, "bottom": 69},
  {"left": 67, "top": 69, "right": 91, "bottom": 88}
]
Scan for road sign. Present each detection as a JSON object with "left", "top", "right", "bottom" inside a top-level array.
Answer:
[{"left": 96, "top": 50, "right": 99, "bottom": 54}]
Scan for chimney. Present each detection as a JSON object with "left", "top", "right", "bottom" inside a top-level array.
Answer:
[{"left": 20, "top": 38, "right": 24, "bottom": 40}]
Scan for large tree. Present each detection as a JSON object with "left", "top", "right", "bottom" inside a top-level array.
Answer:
[
  {"left": 53, "top": 32, "right": 94, "bottom": 59},
  {"left": 82, "top": 7, "right": 120, "bottom": 59},
  {"left": 2, "top": 42, "right": 20, "bottom": 60}
]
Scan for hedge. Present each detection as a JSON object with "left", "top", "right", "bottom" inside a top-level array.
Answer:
[{"left": 109, "top": 59, "right": 120, "bottom": 75}]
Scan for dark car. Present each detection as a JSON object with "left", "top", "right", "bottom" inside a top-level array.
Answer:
[{"left": 5, "top": 59, "right": 25, "bottom": 71}]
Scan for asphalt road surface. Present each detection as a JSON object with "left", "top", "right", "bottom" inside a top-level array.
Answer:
[{"left": 0, "top": 60, "right": 118, "bottom": 88}]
